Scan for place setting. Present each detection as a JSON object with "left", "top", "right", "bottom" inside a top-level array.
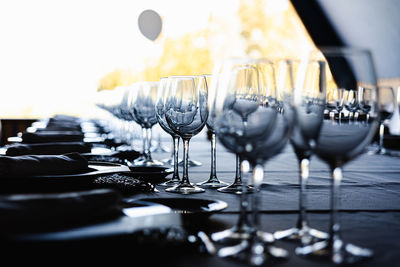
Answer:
[{"left": 1, "top": 1, "right": 400, "bottom": 265}]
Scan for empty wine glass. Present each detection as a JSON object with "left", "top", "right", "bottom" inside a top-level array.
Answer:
[
  {"left": 375, "top": 86, "right": 396, "bottom": 155},
  {"left": 164, "top": 75, "right": 208, "bottom": 194},
  {"left": 295, "top": 47, "right": 379, "bottom": 264},
  {"left": 155, "top": 77, "right": 180, "bottom": 186},
  {"left": 127, "top": 81, "right": 163, "bottom": 167},
  {"left": 273, "top": 58, "right": 329, "bottom": 245},
  {"left": 197, "top": 74, "right": 228, "bottom": 189},
  {"left": 210, "top": 57, "right": 295, "bottom": 264},
  {"left": 334, "top": 88, "right": 345, "bottom": 120},
  {"left": 344, "top": 89, "right": 359, "bottom": 120}
]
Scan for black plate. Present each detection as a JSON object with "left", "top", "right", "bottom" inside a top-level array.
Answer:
[
  {"left": 133, "top": 197, "right": 228, "bottom": 220},
  {"left": 82, "top": 150, "right": 141, "bottom": 165},
  {"left": 7, "top": 200, "right": 181, "bottom": 243},
  {"left": 127, "top": 166, "right": 173, "bottom": 184},
  {"left": 31, "top": 161, "right": 131, "bottom": 179}
]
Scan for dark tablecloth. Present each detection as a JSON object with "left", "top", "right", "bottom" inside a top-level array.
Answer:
[{"left": 3, "top": 129, "right": 400, "bottom": 266}]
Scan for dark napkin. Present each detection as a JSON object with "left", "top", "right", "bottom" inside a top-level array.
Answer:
[
  {"left": 21, "top": 131, "right": 84, "bottom": 143},
  {"left": 5, "top": 142, "right": 92, "bottom": 156},
  {"left": 83, "top": 150, "right": 142, "bottom": 164},
  {"left": 37, "top": 125, "right": 82, "bottom": 132},
  {"left": 0, "top": 153, "right": 89, "bottom": 178},
  {"left": 0, "top": 188, "right": 122, "bottom": 232}
]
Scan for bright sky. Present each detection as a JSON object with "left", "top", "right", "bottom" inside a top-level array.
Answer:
[{"left": 0, "top": 0, "right": 238, "bottom": 118}]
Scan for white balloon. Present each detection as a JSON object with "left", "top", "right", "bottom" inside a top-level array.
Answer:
[{"left": 138, "top": 9, "right": 162, "bottom": 41}]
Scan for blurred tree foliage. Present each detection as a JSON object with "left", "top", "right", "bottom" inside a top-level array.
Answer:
[{"left": 97, "top": 0, "right": 315, "bottom": 91}]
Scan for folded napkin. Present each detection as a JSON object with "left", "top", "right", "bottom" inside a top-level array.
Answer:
[
  {"left": 0, "top": 188, "right": 122, "bottom": 232},
  {"left": 0, "top": 153, "right": 89, "bottom": 178},
  {"left": 48, "top": 114, "right": 81, "bottom": 124},
  {"left": 37, "top": 125, "right": 82, "bottom": 132},
  {"left": 84, "top": 150, "right": 141, "bottom": 164},
  {"left": 5, "top": 142, "right": 92, "bottom": 156},
  {"left": 21, "top": 131, "right": 84, "bottom": 143}
]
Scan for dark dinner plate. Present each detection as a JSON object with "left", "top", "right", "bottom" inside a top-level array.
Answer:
[
  {"left": 31, "top": 161, "right": 131, "bottom": 179},
  {"left": 0, "top": 162, "right": 132, "bottom": 194},
  {"left": 133, "top": 197, "right": 228, "bottom": 220},
  {"left": 127, "top": 166, "right": 173, "bottom": 184},
  {"left": 7, "top": 200, "right": 181, "bottom": 243}
]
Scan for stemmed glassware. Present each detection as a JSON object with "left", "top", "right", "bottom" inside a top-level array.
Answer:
[
  {"left": 295, "top": 47, "right": 379, "bottom": 264},
  {"left": 344, "top": 89, "right": 359, "bottom": 120},
  {"left": 155, "top": 77, "right": 181, "bottom": 186},
  {"left": 209, "top": 57, "right": 296, "bottom": 264},
  {"left": 164, "top": 75, "right": 208, "bottom": 194},
  {"left": 375, "top": 86, "right": 396, "bottom": 155},
  {"left": 197, "top": 74, "right": 228, "bottom": 188},
  {"left": 217, "top": 154, "right": 252, "bottom": 193},
  {"left": 273, "top": 58, "right": 329, "bottom": 244},
  {"left": 127, "top": 81, "right": 163, "bottom": 167}
]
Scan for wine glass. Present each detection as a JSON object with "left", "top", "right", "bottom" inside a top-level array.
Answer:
[
  {"left": 375, "top": 86, "right": 396, "bottom": 155},
  {"left": 344, "top": 89, "right": 360, "bottom": 120},
  {"left": 155, "top": 77, "right": 180, "bottom": 186},
  {"left": 127, "top": 81, "right": 163, "bottom": 167},
  {"left": 209, "top": 57, "right": 295, "bottom": 264},
  {"left": 273, "top": 58, "right": 329, "bottom": 244},
  {"left": 295, "top": 47, "right": 378, "bottom": 264},
  {"left": 164, "top": 75, "right": 208, "bottom": 194},
  {"left": 196, "top": 74, "right": 228, "bottom": 189}
]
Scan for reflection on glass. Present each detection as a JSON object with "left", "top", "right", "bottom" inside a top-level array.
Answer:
[
  {"left": 164, "top": 76, "right": 208, "bottom": 194},
  {"left": 155, "top": 77, "right": 180, "bottom": 186},
  {"left": 128, "top": 82, "right": 163, "bottom": 167},
  {"left": 197, "top": 74, "right": 228, "bottom": 189},
  {"left": 273, "top": 58, "right": 328, "bottom": 245},
  {"left": 295, "top": 47, "right": 378, "bottom": 264}
]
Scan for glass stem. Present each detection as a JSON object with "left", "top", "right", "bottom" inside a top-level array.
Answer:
[
  {"left": 158, "top": 133, "right": 162, "bottom": 148},
  {"left": 251, "top": 164, "right": 263, "bottom": 234},
  {"left": 181, "top": 138, "right": 191, "bottom": 185},
  {"left": 297, "top": 158, "right": 310, "bottom": 229},
  {"left": 236, "top": 154, "right": 242, "bottom": 182},
  {"left": 171, "top": 135, "right": 180, "bottom": 182},
  {"left": 141, "top": 127, "right": 147, "bottom": 157},
  {"left": 329, "top": 167, "right": 343, "bottom": 251},
  {"left": 143, "top": 127, "right": 152, "bottom": 161},
  {"left": 237, "top": 158, "right": 250, "bottom": 229},
  {"left": 209, "top": 132, "right": 218, "bottom": 181},
  {"left": 379, "top": 123, "right": 385, "bottom": 152}
]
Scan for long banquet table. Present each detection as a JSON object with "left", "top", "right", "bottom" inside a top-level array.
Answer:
[{"left": 1, "top": 123, "right": 400, "bottom": 266}]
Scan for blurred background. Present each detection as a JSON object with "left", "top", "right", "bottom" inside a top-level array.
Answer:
[{"left": 0, "top": 0, "right": 315, "bottom": 119}]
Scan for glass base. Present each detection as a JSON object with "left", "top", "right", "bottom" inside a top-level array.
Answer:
[
  {"left": 197, "top": 178, "right": 229, "bottom": 189},
  {"left": 179, "top": 158, "right": 202, "bottom": 167},
  {"left": 217, "top": 234, "right": 288, "bottom": 264},
  {"left": 165, "top": 182, "right": 205, "bottom": 194},
  {"left": 217, "top": 182, "right": 255, "bottom": 194},
  {"left": 128, "top": 156, "right": 164, "bottom": 167},
  {"left": 212, "top": 225, "right": 274, "bottom": 244},
  {"left": 295, "top": 240, "right": 373, "bottom": 264},
  {"left": 212, "top": 224, "right": 253, "bottom": 243},
  {"left": 151, "top": 144, "right": 171, "bottom": 153},
  {"left": 273, "top": 226, "right": 329, "bottom": 245},
  {"left": 159, "top": 178, "right": 181, "bottom": 187},
  {"left": 161, "top": 157, "right": 182, "bottom": 166}
]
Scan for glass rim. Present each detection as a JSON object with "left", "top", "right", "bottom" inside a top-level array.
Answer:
[{"left": 317, "top": 46, "right": 372, "bottom": 56}]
